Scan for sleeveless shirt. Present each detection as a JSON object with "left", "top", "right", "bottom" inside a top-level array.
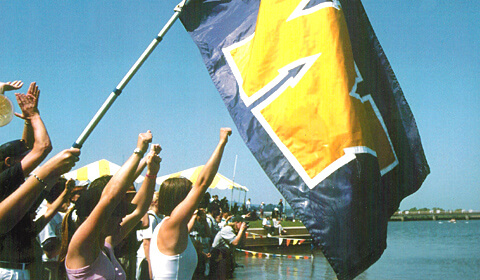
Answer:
[
  {"left": 150, "top": 218, "right": 197, "bottom": 280},
  {"left": 66, "top": 242, "right": 126, "bottom": 280}
]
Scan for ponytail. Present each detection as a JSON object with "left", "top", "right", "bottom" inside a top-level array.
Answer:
[{"left": 58, "top": 207, "right": 82, "bottom": 262}]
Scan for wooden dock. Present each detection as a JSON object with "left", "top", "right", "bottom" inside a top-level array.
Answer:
[{"left": 244, "top": 212, "right": 480, "bottom": 247}]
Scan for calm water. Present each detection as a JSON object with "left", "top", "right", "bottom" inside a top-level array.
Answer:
[{"left": 233, "top": 220, "right": 480, "bottom": 279}]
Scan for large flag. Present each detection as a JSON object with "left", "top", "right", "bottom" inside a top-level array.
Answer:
[{"left": 180, "top": 0, "right": 429, "bottom": 278}]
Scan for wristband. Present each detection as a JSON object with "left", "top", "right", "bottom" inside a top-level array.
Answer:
[
  {"left": 32, "top": 173, "right": 50, "bottom": 190},
  {"left": 145, "top": 173, "right": 156, "bottom": 179},
  {"left": 133, "top": 148, "right": 145, "bottom": 157}
]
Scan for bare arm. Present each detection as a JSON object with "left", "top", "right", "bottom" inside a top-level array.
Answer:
[
  {"left": 170, "top": 128, "right": 231, "bottom": 226},
  {"left": 0, "top": 81, "right": 23, "bottom": 139},
  {"left": 34, "top": 179, "right": 75, "bottom": 234},
  {"left": 0, "top": 80, "right": 23, "bottom": 95},
  {"left": 18, "top": 82, "right": 37, "bottom": 146},
  {"left": 66, "top": 131, "right": 153, "bottom": 269},
  {"left": 159, "top": 128, "right": 231, "bottom": 255},
  {"left": 15, "top": 83, "right": 52, "bottom": 176},
  {"left": 187, "top": 212, "right": 197, "bottom": 233},
  {"left": 134, "top": 157, "right": 147, "bottom": 179},
  {"left": 109, "top": 144, "right": 161, "bottom": 246},
  {"left": 230, "top": 222, "right": 248, "bottom": 246},
  {"left": 0, "top": 149, "right": 80, "bottom": 234},
  {"left": 140, "top": 213, "right": 149, "bottom": 229}
]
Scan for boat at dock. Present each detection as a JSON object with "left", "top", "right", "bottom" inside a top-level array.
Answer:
[
  {"left": 244, "top": 211, "right": 480, "bottom": 248},
  {"left": 245, "top": 226, "right": 312, "bottom": 248}
]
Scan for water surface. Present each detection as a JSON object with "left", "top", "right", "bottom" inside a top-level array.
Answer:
[{"left": 233, "top": 220, "right": 480, "bottom": 279}]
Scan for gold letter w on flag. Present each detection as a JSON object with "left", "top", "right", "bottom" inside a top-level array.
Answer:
[{"left": 223, "top": 0, "right": 398, "bottom": 189}]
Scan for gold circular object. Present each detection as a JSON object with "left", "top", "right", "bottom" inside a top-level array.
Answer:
[{"left": 0, "top": 95, "right": 14, "bottom": 127}]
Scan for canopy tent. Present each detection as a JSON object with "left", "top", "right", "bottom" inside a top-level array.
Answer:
[
  {"left": 63, "top": 159, "right": 145, "bottom": 185},
  {"left": 156, "top": 165, "right": 248, "bottom": 209},
  {"left": 155, "top": 165, "right": 248, "bottom": 192}
]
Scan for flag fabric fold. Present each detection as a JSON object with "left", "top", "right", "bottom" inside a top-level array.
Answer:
[{"left": 180, "top": 0, "right": 429, "bottom": 278}]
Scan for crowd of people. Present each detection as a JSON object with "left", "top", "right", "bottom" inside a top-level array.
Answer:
[
  {"left": 0, "top": 80, "right": 249, "bottom": 280},
  {"left": 187, "top": 195, "right": 251, "bottom": 280}
]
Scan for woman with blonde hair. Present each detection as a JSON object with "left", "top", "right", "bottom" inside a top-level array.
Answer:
[{"left": 150, "top": 127, "right": 231, "bottom": 280}]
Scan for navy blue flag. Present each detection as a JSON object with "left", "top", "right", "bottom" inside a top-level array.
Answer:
[{"left": 180, "top": 0, "right": 429, "bottom": 278}]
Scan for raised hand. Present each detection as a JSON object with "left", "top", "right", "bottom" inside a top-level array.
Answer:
[
  {"left": 219, "top": 127, "right": 232, "bottom": 144},
  {"left": 146, "top": 144, "right": 162, "bottom": 176},
  {"left": 137, "top": 130, "right": 153, "bottom": 154},
  {"left": 151, "top": 143, "right": 162, "bottom": 155},
  {"left": 14, "top": 92, "right": 38, "bottom": 120},
  {"left": 0, "top": 80, "right": 23, "bottom": 95},
  {"left": 240, "top": 221, "right": 248, "bottom": 231},
  {"left": 26, "top": 81, "right": 40, "bottom": 109},
  {"left": 40, "top": 148, "right": 81, "bottom": 185},
  {"left": 14, "top": 82, "right": 40, "bottom": 120},
  {"left": 65, "top": 179, "right": 76, "bottom": 195}
]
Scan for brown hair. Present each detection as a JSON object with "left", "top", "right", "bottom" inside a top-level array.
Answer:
[
  {"left": 150, "top": 191, "right": 159, "bottom": 210},
  {"left": 58, "top": 175, "right": 112, "bottom": 263},
  {"left": 157, "top": 177, "right": 192, "bottom": 216},
  {"left": 58, "top": 207, "right": 81, "bottom": 263},
  {"left": 45, "top": 178, "right": 67, "bottom": 204}
]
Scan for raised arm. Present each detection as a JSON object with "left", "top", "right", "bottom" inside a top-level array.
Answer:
[
  {"left": 158, "top": 128, "right": 231, "bottom": 255},
  {"left": 187, "top": 210, "right": 199, "bottom": 233},
  {"left": 0, "top": 148, "right": 80, "bottom": 234},
  {"left": 66, "top": 131, "right": 152, "bottom": 268},
  {"left": 230, "top": 222, "right": 248, "bottom": 246},
  {"left": 34, "top": 179, "right": 75, "bottom": 234},
  {"left": 15, "top": 82, "right": 52, "bottom": 176},
  {"left": 169, "top": 128, "right": 231, "bottom": 226},
  {"left": 134, "top": 157, "right": 148, "bottom": 179},
  {"left": 109, "top": 144, "right": 162, "bottom": 246},
  {"left": 0, "top": 80, "right": 23, "bottom": 95}
]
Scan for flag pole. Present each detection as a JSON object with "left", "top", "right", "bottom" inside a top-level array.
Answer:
[{"left": 73, "top": 0, "right": 189, "bottom": 148}]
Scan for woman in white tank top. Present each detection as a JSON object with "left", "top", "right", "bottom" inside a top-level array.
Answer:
[
  {"left": 150, "top": 128, "right": 232, "bottom": 280},
  {"left": 150, "top": 218, "right": 197, "bottom": 279}
]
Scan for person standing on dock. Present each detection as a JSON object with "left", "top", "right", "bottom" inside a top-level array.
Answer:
[{"left": 259, "top": 202, "right": 265, "bottom": 218}]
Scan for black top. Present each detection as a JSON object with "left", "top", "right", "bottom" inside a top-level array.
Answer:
[{"left": 0, "top": 162, "right": 41, "bottom": 263}]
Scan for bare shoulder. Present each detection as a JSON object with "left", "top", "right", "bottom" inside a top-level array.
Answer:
[{"left": 157, "top": 217, "right": 189, "bottom": 255}]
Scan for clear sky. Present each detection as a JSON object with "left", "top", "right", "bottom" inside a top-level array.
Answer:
[{"left": 1, "top": 1, "right": 478, "bottom": 211}]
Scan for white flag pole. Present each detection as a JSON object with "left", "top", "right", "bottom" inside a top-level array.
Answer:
[{"left": 73, "top": 0, "right": 189, "bottom": 148}]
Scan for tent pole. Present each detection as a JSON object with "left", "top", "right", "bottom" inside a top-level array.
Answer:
[
  {"left": 72, "top": 0, "right": 190, "bottom": 149},
  {"left": 238, "top": 190, "right": 241, "bottom": 208},
  {"left": 243, "top": 190, "right": 246, "bottom": 208}
]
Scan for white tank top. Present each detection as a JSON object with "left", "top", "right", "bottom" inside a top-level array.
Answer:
[{"left": 150, "top": 218, "right": 198, "bottom": 280}]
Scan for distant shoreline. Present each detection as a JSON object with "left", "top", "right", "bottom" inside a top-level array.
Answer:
[{"left": 390, "top": 211, "right": 480, "bottom": 222}]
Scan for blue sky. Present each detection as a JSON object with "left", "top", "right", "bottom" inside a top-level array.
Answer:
[{"left": 1, "top": 1, "right": 478, "bottom": 211}]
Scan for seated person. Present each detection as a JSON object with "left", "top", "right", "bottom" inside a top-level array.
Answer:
[
  {"left": 272, "top": 216, "right": 287, "bottom": 236},
  {"left": 262, "top": 216, "right": 275, "bottom": 236}
]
